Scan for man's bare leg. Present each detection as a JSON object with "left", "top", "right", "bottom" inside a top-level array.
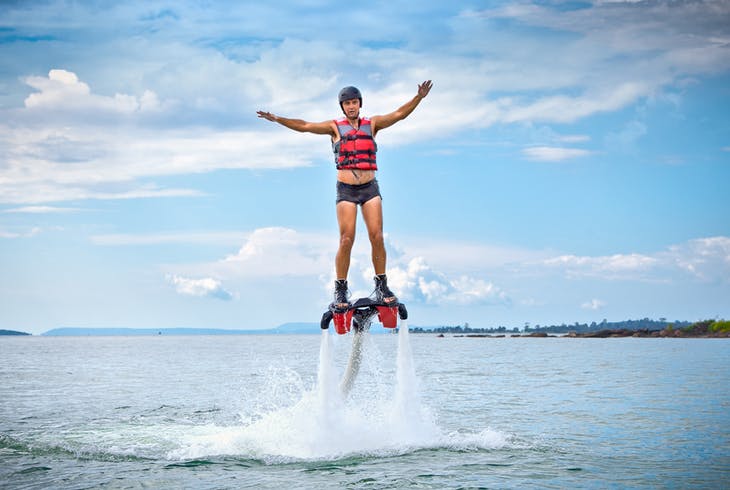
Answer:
[
  {"left": 362, "top": 196, "right": 396, "bottom": 303},
  {"left": 335, "top": 201, "right": 357, "bottom": 279},
  {"left": 361, "top": 196, "right": 386, "bottom": 275},
  {"left": 334, "top": 201, "right": 357, "bottom": 309}
]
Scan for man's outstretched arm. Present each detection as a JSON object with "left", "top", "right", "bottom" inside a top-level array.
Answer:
[
  {"left": 256, "top": 111, "right": 335, "bottom": 135},
  {"left": 370, "top": 80, "right": 433, "bottom": 135}
]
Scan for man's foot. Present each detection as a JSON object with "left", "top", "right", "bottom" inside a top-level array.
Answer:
[
  {"left": 374, "top": 274, "right": 397, "bottom": 304},
  {"left": 331, "top": 279, "right": 351, "bottom": 312}
]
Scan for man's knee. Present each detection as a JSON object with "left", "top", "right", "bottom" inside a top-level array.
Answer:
[
  {"left": 339, "top": 233, "right": 355, "bottom": 251},
  {"left": 368, "top": 229, "right": 384, "bottom": 246}
]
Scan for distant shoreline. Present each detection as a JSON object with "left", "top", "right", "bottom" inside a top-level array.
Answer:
[
  {"left": 427, "top": 318, "right": 730, "bottom": 339},
  {"left": 2, "top": 319, "right": 727, "bottom": 338},
  {"left": 452, "top": 328, "right": 729, "bottom": 339}
]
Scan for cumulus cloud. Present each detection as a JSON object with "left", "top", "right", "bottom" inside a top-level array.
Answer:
[
  {"left": 24, "top": 69, "right": 159, "bottom": 114},
  {"left": 385, "top": 257, "right": 509, "bottom": 306},
  {"left": 166, "top": 274, "right": 234, "bottom": 300},
  {"left": 220, "top": 227, "right": 332, "bottom": 278}
]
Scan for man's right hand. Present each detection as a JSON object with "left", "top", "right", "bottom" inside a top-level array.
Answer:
[{"left": 256, "top": 110, "right": 276, "bottom": 122}]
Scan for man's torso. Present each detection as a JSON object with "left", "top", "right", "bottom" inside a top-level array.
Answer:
[{"left": 332, "top": 117, "right": 378, "bottom": 184}]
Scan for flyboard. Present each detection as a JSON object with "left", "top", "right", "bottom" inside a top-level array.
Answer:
[
  {"left": 320, "top": 297, "right": 408, "bottom": 335},
  {"left": 320, "top": 297, "right": 408, "bottom": 395}
]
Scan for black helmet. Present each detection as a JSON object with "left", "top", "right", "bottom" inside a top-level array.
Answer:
[{"left": 338, "top": 86, "right": 362, "bottom": 108}]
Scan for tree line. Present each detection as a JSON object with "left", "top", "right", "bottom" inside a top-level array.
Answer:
[{"left": 410, "top": 318, "right": 692, "bottom": 335}]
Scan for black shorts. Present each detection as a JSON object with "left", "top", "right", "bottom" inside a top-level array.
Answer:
[{"left": 336, "top": 179, "right": 381, "bottom": 205}]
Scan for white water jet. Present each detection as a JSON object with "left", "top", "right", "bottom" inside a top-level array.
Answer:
[
  {"left": 317, "top": 329, "right": 336, "bottom": 409},
  {"left": 394, "top": 319, "right": 422, "bottom": 421},
  {"left": 340, "top": 328, "right": 365, "bottom": 396}
]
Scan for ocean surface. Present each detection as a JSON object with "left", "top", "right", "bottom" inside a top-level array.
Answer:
[{"left": 1, "top": 326, "right": 728, "bottom": 489}]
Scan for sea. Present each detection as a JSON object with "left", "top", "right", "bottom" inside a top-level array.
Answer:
[{"left": 1, "top": 325, "right": 728, "bottom": 489}]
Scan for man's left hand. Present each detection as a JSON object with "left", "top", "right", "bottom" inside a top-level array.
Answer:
[{"left": 417, "top": 80, "right": 433, "bottom": 98}]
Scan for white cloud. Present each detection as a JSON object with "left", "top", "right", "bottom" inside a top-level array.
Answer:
[
  {"left": 457, "top": 1, "right": 730, "bottom": 131},
  {"left": 0, "top": 227, "right": 43, "bottom": 239},
  {"left": 2, "top": 206, "right": 82, "bottom": 214},
  {"left": 166, "top": 274, "right": 234, "bottom": 301},
  {"left": 0, "top": 179, "right": 203, "bottom": 205},
  {"left": 581, "top": 299, "right": 607, "bottom": 311},
  {"left": 0, "top": 68, "right": 323, "bottom": 204},
  {"left": 539, "top": 237, "right": 730, "bottom": 283},
  {"left": 504, "top": 83, "right": 653, "bottom": 124},
  {"left": 219, "top": 227, "right": 333, "bottom": 278},
  {"left": 24, "top": 69, "right": 158, "bottom": 114},
  {"left": 558, "top": 135, "right": 591, "bottom": 144},
  {"left": 663, "top": 236, "right": 730, "bottom": 283},
  {"left": 522, "top": 146, "right": 592, "bottom": 162},
  {"left": 542, "top": 253, "right": 660, "bottom": 279},
  {"left": 385, "top": 257, "right": 509, "bottom": 306}
]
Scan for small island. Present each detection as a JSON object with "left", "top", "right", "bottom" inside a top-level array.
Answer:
[{"left": 0, "top": 329, "right": 31, "bottom": 336}]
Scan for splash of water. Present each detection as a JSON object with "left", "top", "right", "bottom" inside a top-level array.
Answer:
[{"left": 169, "top": 320, "right": 507, "bottom": 462}]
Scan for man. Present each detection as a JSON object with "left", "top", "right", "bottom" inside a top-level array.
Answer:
[{"left": 257, "top": 80, "right": 433, "bottom": 311}]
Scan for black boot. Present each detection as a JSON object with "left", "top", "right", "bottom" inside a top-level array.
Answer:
[
  {"left": 374, "top": 274, "right": 397, "bottom": 304},
  {"left": 332, "top": 279, "right": 351, "bottom": 312}
]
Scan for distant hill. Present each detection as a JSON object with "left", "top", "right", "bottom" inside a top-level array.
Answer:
[
  {"left": 0, "top": 329, "right": 31, "bottom": 336},
  {"left": 40, "top": 321, "right": 394, "bottom": 336},
  {"left": 43, "top": 327, "right": 271, "bottom": 336},
  {"left": 42, "top": 325, "right": 321, "bottom": 336},
  {"left": 274, "top": 322, "right": 320, "bottom": 334}
]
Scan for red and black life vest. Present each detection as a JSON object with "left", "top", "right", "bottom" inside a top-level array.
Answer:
[{"left": 332, "top": 117, "right": 378, "bottom": 170}]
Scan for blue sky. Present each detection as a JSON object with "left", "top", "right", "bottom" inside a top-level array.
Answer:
[{"left": 1, "top": 0, "right": 729, "bottom": 334}]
